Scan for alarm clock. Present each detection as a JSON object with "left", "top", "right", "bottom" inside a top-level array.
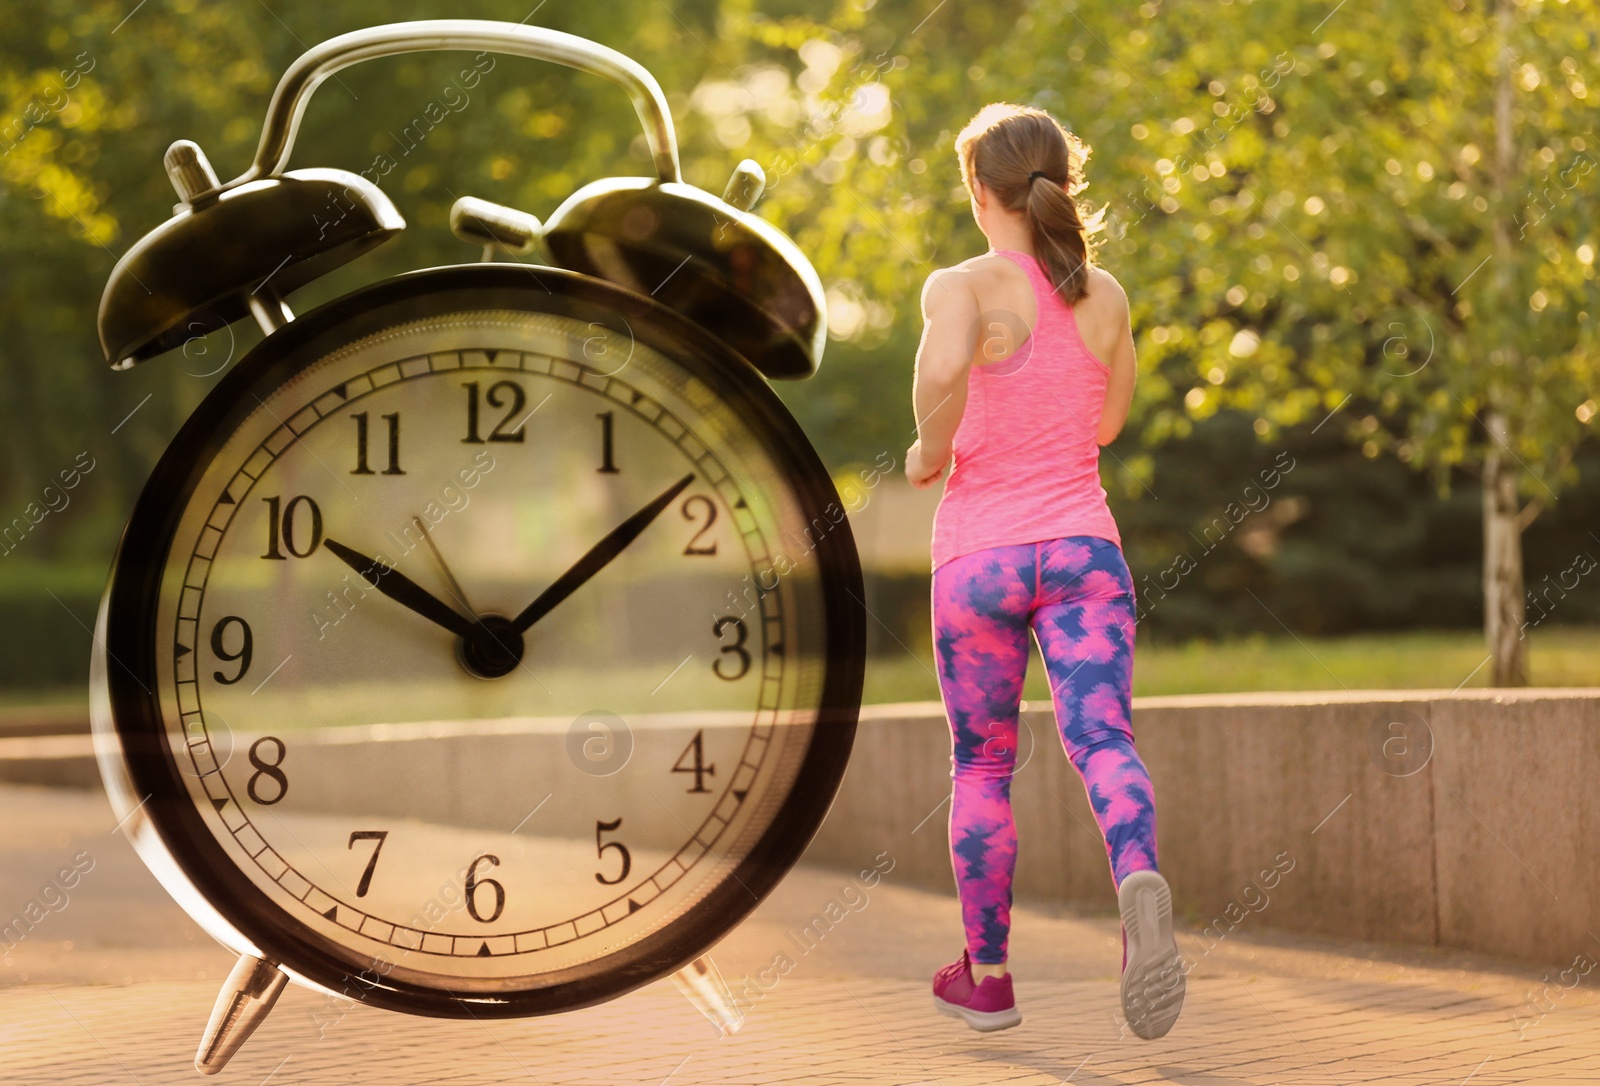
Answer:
[{"left": 90, "top": 20, "right": 865, "bottom": 1075}]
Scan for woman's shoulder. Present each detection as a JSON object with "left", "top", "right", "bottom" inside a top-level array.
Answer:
[
  {"left": 1079, "top": 264, "right": 1129, "bottom": 317},
  {"left": 1084, "top": 264, "right": 1127, "bottom": 297},
  {"left": 928, "top": 251, "right": 1014, "bottom": 284}
]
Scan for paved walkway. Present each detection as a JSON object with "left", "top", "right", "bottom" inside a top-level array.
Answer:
[{"left": 3, "top": 783, "right": 1598, "bottom": 1084}]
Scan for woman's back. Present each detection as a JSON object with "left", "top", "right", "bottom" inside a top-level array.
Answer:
[{"left": 930, "top": 249, "right": 1124, "bottom": 570}]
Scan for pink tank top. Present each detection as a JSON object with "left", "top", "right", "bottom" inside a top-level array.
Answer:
[{"left": 930, "top": 249, "right": 1122, "bottom": 571}]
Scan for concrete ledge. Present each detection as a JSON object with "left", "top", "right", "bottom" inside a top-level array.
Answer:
[
  {"left": 0, "top": 703, "right": 89, "bottom": 738},
  {"left": 6, "top": 688, "right": 1597, "bottom": 965},
  {"left": 805, "top": 690, "right": 1600, "bottom": 966},
  {"left": 0, "top": 734, "right": 99, "bottom": 788}
]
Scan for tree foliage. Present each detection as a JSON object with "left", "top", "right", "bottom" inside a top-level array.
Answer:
[{"left": 0, "top": 0, "right": 1595, "bottom": 677}]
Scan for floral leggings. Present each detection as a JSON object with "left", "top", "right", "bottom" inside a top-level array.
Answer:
[{"left": 933, "top": 536, "right": 1159, "bottom": 964}]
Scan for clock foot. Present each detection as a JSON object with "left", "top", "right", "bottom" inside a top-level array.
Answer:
[
  {"left": 671, "top": 953, "right": 744, "bottom": 1036},
  {"left": 195, "top": 953, "right": 289, "bottom": 1075}
]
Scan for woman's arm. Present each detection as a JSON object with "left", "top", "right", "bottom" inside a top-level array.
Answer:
[
  {"left": 906, "top": 267, "right": 978, "bottom": 488},
  {"left": 1096, "top": 277, "right": 1136, "bottom": 446}
]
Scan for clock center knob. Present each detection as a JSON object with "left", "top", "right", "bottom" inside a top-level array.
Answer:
[{"left": 459, "top": 614, "right": 525, "bottom": 679}]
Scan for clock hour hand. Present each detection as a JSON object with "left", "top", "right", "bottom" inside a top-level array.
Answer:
[
  {"left": 323, "top": 538, "right": 477, "bottom": 639},
  {"left": 512, "top": 472, "right": 695, "bottom": 634}
]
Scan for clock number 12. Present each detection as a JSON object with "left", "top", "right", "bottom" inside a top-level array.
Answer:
[{"left": 462, "top": 381, "right": 528, "bottom": 444}]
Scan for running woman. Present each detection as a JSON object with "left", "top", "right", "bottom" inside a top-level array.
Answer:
[{"left": 908, "top": 103, "right": 1184, "bottom": 1039}]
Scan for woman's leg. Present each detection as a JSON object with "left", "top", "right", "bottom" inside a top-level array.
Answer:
[
  {"left": 1030, "top": 537, "right": 1159, "bottom": 885},
  {"left": 932, "top": 545, "right": 1037, "bottom": 967}
]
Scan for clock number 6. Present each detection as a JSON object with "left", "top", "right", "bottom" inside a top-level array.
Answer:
[
  {"left": 209, "top": 616, "right": 253, "bottom": 684},
  {"left": 594, "top": 818, "right": 632, "bottom": 885},
  {"left": 712, "top": 616, "right": 751, "bottom": 681},
  {"left": 261, "top": 495, "right": 323, "bottom": 560},
  {"left": 246, "top": 736, "right": 288, "bottom": 805},
  {"left": 465, "top": 854, "right": 506, "bottom": 923},
  {"left": 347, "top": 831, "right": 388, "bottom": 897}
]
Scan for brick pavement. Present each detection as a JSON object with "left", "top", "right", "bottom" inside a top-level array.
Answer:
[
  {"left": 5, "top": 970, "right": 1598, "bottom": 1084},
  {"left": 3, "top": 783, "right": 1598, "bottom": 1084}
]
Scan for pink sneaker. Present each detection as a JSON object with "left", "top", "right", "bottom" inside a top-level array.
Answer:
[{"left": 931, "top": 949, "right": 1021, "bottom": 1032}]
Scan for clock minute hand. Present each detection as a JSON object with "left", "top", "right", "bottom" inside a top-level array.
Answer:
[
  {"left": 323, "top": 538, "right": 477, "bottom": 639},
  {"left": 513, "top": 472, "right": 696, "bottom": 634}
]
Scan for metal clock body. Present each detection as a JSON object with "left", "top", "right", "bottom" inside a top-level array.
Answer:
[{"left": 91, "top": 21, "right": 864, "bottom": 1074}]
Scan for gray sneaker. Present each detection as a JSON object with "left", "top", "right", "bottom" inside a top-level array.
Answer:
[{"left": 1117, "top": 869, "right": 1185, "bottom": 1039}]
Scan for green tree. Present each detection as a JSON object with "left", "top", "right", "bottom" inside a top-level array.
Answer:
[{"left": 720, "top": 0, "right": 1598, "bottom": 683}]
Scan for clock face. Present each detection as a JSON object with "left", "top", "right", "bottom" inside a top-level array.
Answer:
[{"left": 100, "top": 269, "right": 863, "bottom": 1013}]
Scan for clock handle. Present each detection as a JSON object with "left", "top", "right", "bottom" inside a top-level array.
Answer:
[
  {"left": 228, "top": 19, "right": 681, "bottom": 189},
  {"left": 671, "top": 953, "right": 746, "bottom": 1036},
  {"left": 194, "top": 953, "right": 289, "bottom": 1075}
]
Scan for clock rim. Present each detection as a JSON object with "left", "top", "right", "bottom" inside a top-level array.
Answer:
[{"left": 96, "top": 263, "right": 866, "bottom": 1017}]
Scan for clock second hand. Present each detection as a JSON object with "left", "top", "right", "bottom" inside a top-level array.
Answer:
[
  {"left": 512, "top": 472, "right": 696, "bottom": 634},
  {"left": 322, "top": 538, "right": 476, "bottom": 639},
  {"left": 413, "top": 514, "right": 476, "bottom": 617}
]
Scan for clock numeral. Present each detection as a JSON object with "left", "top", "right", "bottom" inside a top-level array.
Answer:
[
  {"left": 246, "top": 736, "right": 288, "bottom": 805},
  {"left": 712, "top": 616, "right": 751, "bottom": 681},
  {"left": 681, "top": 495, "right": 718, "bottom": 556},
  {"left": 351, "top": 412, "right": 404, "bottom": 475},
  {"left": 595, "top": 410, "right": 620, "bottom": 474},
  {"left": 209, "top": 615, "right": 253, "bottom": 685},
  {"left": 347, "top": 830, "right": 388, "bottom": 897},
  {"left": 261, "top": 495, "right": 323, "bottom": 560},
  {"left": 465, "top": 853, "right": 506, "bottom": 923},
  {"left": 595, "top": 817, "right": 632, "bottom": 885},
  {"left": 672, "top": 729, "right": 716, "bottom": 793},
  {"left": 462, "top": 380, "right": 528, "bottom": 444}
]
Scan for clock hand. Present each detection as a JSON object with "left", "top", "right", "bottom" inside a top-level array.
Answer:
[
  {"left": 323, "top": 538, "right": 477, "bottom": 639},
  {"left": 512, "top": 472, "right": 695, "bottom": 634},
  {"left": 413, "top": 514, "right": 475, "bottom": 616}
]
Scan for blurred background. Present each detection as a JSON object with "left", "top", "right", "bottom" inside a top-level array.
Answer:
[{"left": 1, "top": 0, "right": 1596, "bottom": 711}]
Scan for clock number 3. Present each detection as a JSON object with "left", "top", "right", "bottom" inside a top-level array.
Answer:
[
  {"left": 712, "top": 617, "right": 751, "bottom": 681},
  {"left": 246, "top": 736, "right": 288, "bottom": 805},
  {"left": 465, "top": 854, "right": 506, "bottom": 923}
]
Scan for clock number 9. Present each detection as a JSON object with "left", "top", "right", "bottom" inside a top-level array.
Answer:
[
  {"left": 462, "top": 381, "right": 528, "bottom": 444},
  {"left": 246, "top": 736, "right": 288, "bottom": 805},
  {"left": 209, "top": 616, "right": 253, "bottom": 685},
  {"left": 594, "top": 818, "right": 632, "bottom": 885},
  {"left": 465, "top": 854, "right": 506, "bottom": 923},
  {"left": 712, "top": 616, "right": 751, "bottom": 681},
  {"left": 260, "top": 495, "right": 323, "bottom": 560}
]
